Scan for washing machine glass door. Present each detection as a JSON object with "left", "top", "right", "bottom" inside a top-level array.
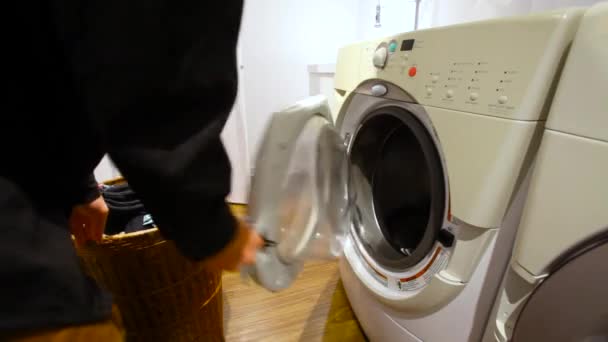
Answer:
[{"left": 246, "top": 95, "right": 350, "bottom": 291}]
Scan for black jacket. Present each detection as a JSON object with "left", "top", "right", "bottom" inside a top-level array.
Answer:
[{"left": 1, "top": 0, "right": 242, "bottom": 331}]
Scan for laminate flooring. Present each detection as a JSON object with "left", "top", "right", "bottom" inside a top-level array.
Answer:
[{"left": 225, "top": 205, "right": 367, "bottom": 342}]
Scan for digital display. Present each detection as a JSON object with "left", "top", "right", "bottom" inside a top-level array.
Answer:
[{"left": 401, "top": 39, "right": 415, "bottom": 51}]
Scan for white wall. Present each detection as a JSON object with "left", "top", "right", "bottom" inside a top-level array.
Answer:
[
  {"left": 418, "top": 0, "right": 604, "bottom": 29},
  {"left": 356, "top": 0, "right": 418, "bottom": 40},
  {"left": 94, "top": 155, "right": 120, "bottom": 182},
  {"left": 221, "top": 73, "right": 250, "bottom": 203},
  {"left": 356, "top": 0, "right": 603, "bottom": 39},
  {"left": 239, "top": 0, "right": 360, "bottom": 167}
]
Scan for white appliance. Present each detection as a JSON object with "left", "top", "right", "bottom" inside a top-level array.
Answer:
[
  {"left": 484, "top": 3, "right": 608, "bottom": 341},
  {"left": 331, "top": 8, "right": 587, "bottom": 341},
  {"left": 245, "top": 7, "right": 587, "bottom": 342}
]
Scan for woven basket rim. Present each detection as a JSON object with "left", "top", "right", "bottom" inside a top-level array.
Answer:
[
  {"left": 73, "top": 228, "right": 166, "bottom": 254},
  {"left": 101, "top": 227, "right": 159, "bottom": 240}
]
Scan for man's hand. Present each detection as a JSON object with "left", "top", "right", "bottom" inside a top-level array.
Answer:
[
  {"left": 203, "top": 219, "right": 264, "bottom": 272},
  {"left": 69, "top": 196, "right": 109, "bottom": 246}
]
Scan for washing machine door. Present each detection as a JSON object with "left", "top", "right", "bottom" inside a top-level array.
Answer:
[{"left": 246, "top": 95, "right": 351, "bottom": 291}]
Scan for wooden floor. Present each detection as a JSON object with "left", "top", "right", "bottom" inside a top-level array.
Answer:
[
  {"left": 222, "top": 261, "right": 367, "bottom": 342},
  {"left": 224, "top": 204, "right": 367, "bottom": 342}
]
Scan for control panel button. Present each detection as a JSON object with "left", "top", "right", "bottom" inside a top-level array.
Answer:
[
  {"left": 446, "top": 89, "right": 454, "bottom": 98},
  {"left": 432, "top": 75, "right": 439, "bottom": 83},
  {"left": 371, "top": 84, "right": 388, "bottom": 97},
  {"left": 373, "top": 46, "right": 388, "bottom": 69},
  {"left": 470, "top": 92, "right": 479, "bottom": 101},
  {"left": 426, "top": 88, "right": 433, "bottom": 95},
  {"left": 408, "top": 66, "right": 417, "bottom": 77},
  {"left": 498, "top": 95, "right": 508, "bottom": 104},
  {"left": 389, "top": 41, "right": 398, "bottom": 53}
]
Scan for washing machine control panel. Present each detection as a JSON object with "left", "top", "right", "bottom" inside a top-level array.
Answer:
[{"left": 335, "top": 9, "right": 582, "bottom": 121}]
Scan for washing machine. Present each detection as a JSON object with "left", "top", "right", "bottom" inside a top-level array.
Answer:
[
  {"left": 331, "top": 8, "right": 589, "bottom": 341},
  {"left": 483, "top": 3, "right": 608, "bottom": 341},
  {"left": 245, "top": 6, "right": 586, "bottom": 342}
]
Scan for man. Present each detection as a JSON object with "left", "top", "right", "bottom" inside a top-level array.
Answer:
[{"left": 1, "top": 0, "right": 261, "bottom": 339}]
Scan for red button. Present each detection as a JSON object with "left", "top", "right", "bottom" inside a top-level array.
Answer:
[{"left": 408, "top": 66, "right": 417, "bottom": 77}]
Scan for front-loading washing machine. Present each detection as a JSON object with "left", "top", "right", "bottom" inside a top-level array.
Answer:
[
  {"left": 331, "top": 8, "right": 587, "bottom": 342},
  {"left": 244, "top": 6, "right": 587, "bottom": 342},
  {"left": 483, "top": 3, "right": 608, "bottom": 341}
]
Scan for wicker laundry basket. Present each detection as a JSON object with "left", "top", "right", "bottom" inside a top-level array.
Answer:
[{"left": 74, "top": 178, "right": 224, "bottom": 341}]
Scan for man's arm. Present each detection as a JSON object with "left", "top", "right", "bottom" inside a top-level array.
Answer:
[
  {"left": 65, "top": 0, "right": 244, "bottom": 260},
  {"left": 72, "top": 174, "right": 101, "bottom": 205}
]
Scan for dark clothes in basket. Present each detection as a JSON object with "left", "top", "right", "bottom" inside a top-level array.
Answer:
[
  {"left": 1, "top": 0, "right": 243, "bottom": 333},
  {"left": 102, "top": 183, "right": 156, "bottom": 235}
]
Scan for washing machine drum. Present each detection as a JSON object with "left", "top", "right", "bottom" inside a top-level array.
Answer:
[
  {"left": 347, "top": 106, "right": 446, "bottom": 271},
  {"left": 247, "top": 95, "right": 446, "bottom": 291}
]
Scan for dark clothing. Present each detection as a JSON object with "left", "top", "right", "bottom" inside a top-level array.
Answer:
[
  {"left": 1, "top": 0, "right": 243, "bottom": 332},
  {"left": 101, "top": 183, "right": 156, "bottom": 235}
]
